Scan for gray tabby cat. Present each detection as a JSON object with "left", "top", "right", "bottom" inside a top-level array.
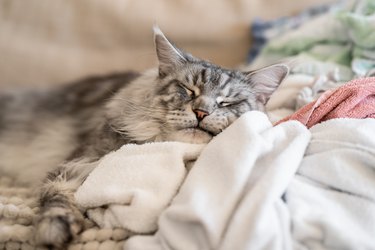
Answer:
[{"left": 0, "top": 27, "right": 288, "bottom": 249}]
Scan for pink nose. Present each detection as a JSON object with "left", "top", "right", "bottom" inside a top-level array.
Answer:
[{"left": 193, "top": 109, "right": 208, "bottom": 120}]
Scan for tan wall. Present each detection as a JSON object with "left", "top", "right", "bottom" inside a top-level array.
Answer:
[{"left": 0, "top": 0, "right": 335, "bottom": 87}]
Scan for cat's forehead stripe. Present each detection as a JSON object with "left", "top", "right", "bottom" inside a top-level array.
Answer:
[
  {"left": 184, "top": 74, "right": 191, "bottom": 83},
  {"left": 192, "top": 73, "right": 199, "bottom": 85},
  {"left": 232, "top": 91, "right": 241, "bottom": 98},
  {"left": 226, "top": 87, "right": 234, "bottom": 97},
  {"left": 195, "top": 68, "right": 209, "bottom": 86},
  {"left": 210, "top": 70, "right": 222, "bottom": 85},
  {"left": 219, "top": 74, "right": 231, "bottom": 88},
  {"left": 201, "top": 69, "right": 207, "bottom": 82}
]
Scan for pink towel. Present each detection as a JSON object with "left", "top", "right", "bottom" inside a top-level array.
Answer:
[{"left": 276, "top": 77, "right": 375, "bottom": 128}]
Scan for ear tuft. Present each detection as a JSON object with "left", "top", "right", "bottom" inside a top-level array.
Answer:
[
  {"left": 246, "top": 64, "right": 289, "bottom": 104},
  {"left": 153, "top": 26, "right": 186, "bottom": 76}
]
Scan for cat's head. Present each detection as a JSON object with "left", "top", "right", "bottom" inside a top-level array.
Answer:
[{"left": 108, "top": 27, "right": 288, "bottom": 144}]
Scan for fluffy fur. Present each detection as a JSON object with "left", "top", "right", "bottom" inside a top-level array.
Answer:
[{"left": 0, "top": 27, "right": 288, "bottom": 249}]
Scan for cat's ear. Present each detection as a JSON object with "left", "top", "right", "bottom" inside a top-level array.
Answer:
[
  {"left": 245, "top": 64, "right": 289, "bottom": 104},
  {"left": 153, "top": 26, "right": 187, "bottom": 76}
]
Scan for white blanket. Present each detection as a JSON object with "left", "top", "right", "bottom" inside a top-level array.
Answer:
[
  {"left": 288, "top": 118, "right": 375, "bottom": 250},
  {"left": 75, "top": 142, "right": 204, "bottom": 233},
  {"left": 124, "top": 111, "right": 310, "bottom": 250},
  {"left": 75, "top": 111, "right": 375, "bottom": 250}
]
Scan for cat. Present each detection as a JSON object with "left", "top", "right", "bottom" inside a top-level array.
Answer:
[{"left": 0, "top": 27, "right": 288, "bottom": 249}]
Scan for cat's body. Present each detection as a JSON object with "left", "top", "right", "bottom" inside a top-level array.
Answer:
[
  {"left": 0, "top": 27, "right": 288, "bottom": 249},
  {"left": 0, "top": 72, "right": 139, "bottom": 185}
]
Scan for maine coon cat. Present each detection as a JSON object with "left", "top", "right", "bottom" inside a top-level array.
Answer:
[{"left": 0, "top": 27, "right": 288, "bottom": 248}]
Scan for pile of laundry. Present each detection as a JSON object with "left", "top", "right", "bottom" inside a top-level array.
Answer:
[{"left": 246, "top": 0, "right": 375, "bottom": 122}]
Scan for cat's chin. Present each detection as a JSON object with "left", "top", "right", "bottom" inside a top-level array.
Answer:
[{"left": 167, "top": 128, "right": 213, "bottom": 144}]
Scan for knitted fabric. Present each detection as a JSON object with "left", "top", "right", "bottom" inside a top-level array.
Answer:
[{"left": 0, "top": 177, "right": 131, "bottom": 250}]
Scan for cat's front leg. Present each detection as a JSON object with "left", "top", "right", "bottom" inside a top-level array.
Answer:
[{"left": 35, "top": 158, "right": 99, "bottom": 249}]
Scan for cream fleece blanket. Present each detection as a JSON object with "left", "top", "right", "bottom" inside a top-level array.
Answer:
[
  {"left": 75, "top": 111, "right": 311, "bottom": 248},
  {"left": 123, "top": 114, "right": 375, "bottom": 250},
  {"left": 75, "top": 142, "right": 204, "bottom": 233},
  {"left": 124, "top": 111, "right": 310, "bottom": 250},
  {"left": 75, "top": 110, "right": 375, "bottom": 249},
  {"left": 289, "top": 118, "right": 375, "bottom": 249}
]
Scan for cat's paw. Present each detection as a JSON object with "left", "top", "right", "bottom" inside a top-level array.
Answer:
[{"left": 35, "top": 207, "right": 83, "bottom": 249}]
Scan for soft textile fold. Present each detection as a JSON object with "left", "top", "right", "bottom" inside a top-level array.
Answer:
[
  {"left": 124, "top": 111, "right": 311, "bottom": 250},
  {"left": 288, "top": 118, "right": 375, "bottom": 249},
  {"left": 75, "top": 142, "right": 205, "bottom": 233}
]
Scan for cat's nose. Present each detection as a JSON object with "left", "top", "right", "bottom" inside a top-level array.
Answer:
[{"left": 193, "top": 109, "right": 209, "bottom": 121}]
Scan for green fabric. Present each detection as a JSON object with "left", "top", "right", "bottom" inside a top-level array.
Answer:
[
  {"left": 306, "top": 43, "right": 352, "bottom": 65},
  {"left": 353, "top": 47, "right": 375, "bottom": 59},
  {"left": 337, "top": 0, "right": 375, "bottom": 49},
  {"left": 290, "top": 54, "right": 353, "bottom": 81},
  {"left": 262, "top": 13, "right": 349, "bottom": 58},
  {"left": 251, "top": 0, "right": 375, "bottom": 78}
]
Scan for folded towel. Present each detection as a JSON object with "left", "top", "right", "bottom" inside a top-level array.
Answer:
[
  {"left": 276, "top": 77, "right": 375, "bottom": 127},
  {"left": 75, "top": 142, "right": 205, "bottom": 233}
]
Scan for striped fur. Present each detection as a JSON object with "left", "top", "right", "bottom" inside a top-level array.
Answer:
[{"left": 0, "top": 28, "right": 288, "bottom": 249}]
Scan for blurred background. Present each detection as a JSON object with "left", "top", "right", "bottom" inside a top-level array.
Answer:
[{"left": 0, "top": 0, "right": 335, "bottom": 87}]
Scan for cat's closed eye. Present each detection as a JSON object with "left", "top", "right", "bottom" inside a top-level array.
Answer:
[
  {"left": 216, "top": 97, "right": 234, "bottom": 107},
  {"left": 218, "top": 101, "right": 232, "bottom": 107},
  {"left": 176, "top": 82, "right": 196, "bottom": 101}
]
